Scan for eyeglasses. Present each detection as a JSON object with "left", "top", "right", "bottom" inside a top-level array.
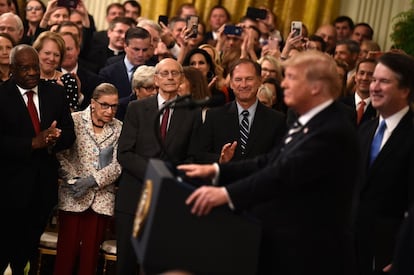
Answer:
[
  {"left": 26, "top": 6, "right": 43, "bottom": 12},
  {"left": 0, "top": 26, "right": 17, "bottom": 32},
  {"left": 261, "top": 67, "right": 277, "bottom": 74},
  {"left": 155, "top": 70, "right": 182, "bottom": 78},
  {"left": 94, "top": 100, "right": 119, "bottom": 110},
  {"left": 140, "top": 86, "right": 156, "bottom": 92}
]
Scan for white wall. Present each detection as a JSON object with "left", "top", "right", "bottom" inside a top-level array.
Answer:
[
  {"left": 339, "top": 0, "right": 412, "bottom": 51},
  {"left": 84, "top": 0, "right": 123, "bottom": 31}
]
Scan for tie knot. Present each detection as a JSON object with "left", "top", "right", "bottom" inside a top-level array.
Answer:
[
  {"left": 241, "top": 110, "right": 249, "bottom": 117},
  {"left": 26, "top": 90, "right": 34, "bottom": 98},
  {"left": 378, "top": 120, "right": 387, "bottom": 131},
  {"left": 292, "top": 120, "right": 302, "bottom": 129}
]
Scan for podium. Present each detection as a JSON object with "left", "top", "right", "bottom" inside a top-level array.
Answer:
[{"left": 131, "top": 159, "right": 261, "bottom": 275}]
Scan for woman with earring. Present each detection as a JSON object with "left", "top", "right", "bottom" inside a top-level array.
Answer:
[{"left": 54, "top": 83, "right": 122, "bottom": 275}]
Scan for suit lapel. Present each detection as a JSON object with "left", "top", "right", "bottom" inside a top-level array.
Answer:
[
  {"left": 280, "top": 102, "right": 335, "bottom": 155},
  {"left": 247, "top": 103, "right": 266, "bottom": 155}
]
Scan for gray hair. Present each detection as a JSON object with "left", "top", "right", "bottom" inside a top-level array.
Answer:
[
  {"left": 92, "top": 83, "right": 119, "bottom": 100},
  {"left": 137, "top": 19, "right": 162, "bottom": 34},
  {"left": 0, "top": 12, "right": 23, "bottom": 32},
  {"left": 131, "top": 65, "right": 156, "bottom": 89}
]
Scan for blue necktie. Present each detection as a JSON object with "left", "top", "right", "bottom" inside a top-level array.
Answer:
[
  {"left": 240, "top": 110, "right": 249, "bottom": 155},
  {"left": 370, "top": 120, "right": 387, "bottom": 165}
]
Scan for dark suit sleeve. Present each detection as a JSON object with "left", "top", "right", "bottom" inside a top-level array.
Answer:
[
  {"left": 43, "top": 82, "right": 75, "bottom": 152},
  {"left": 193, "top": 108, "right": 222, "bottom": 163},
  {"left": 226, "top": 122, "right": 358, "bottom": 211},
  {"left": 117, "top": 100, "right": 153, "bottom": 180}
]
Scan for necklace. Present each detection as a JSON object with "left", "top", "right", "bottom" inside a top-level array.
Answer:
[
  {"left": 92, "top": 120, "right": 104, "bottom": 128},
  {"left": 43, "top": 70, "right": 57, "bottom": 80}
]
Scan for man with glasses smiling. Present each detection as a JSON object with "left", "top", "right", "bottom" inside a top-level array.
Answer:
[{"left": 115, "top": 58, "right": 200, "bottom": 275}]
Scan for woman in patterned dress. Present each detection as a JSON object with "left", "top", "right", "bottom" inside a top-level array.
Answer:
[{"left": 54, "top": 83, "right": 122, "bottom": 275}]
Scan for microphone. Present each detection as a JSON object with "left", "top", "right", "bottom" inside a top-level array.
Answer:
[{"left": 173, "top": 96, "right": 213, "bottom": 109}]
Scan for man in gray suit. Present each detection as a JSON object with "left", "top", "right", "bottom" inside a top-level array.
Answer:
[{"left": 115, "top": 58, "right": 199, "bottom": 275}]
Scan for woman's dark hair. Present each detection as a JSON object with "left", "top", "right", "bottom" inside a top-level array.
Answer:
[
  {"left": 0, "top": 32, "right": 16, "bottom": 46},
  {"left": 182, "top": 66, "right": 211, "bottom": 100},
  {"left": 182, "top": 48, "right": 216, "bottom": 83}
]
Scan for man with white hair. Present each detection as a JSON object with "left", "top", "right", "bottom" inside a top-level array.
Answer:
[{"left": 0, "top": 12, "right": 23, "bottom": 44}]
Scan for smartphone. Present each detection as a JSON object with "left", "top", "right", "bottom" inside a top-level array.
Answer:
[
  {"left": 223, "top": 25, "right": 243, "bottom": 36},
  {"left": 187, "top": 15, "right": 199, "bottom": 38},
  {"left": 57, "top": 0, "right": 79, "bottom": 9},
  {"left": 158, "top": 15, "right": 168, "bottom": 26},
  {"left": 246, "top": 7, "right": 267, "bottom": 20},
  {"left": 291, "top": 21, "right": 303, "bottom": 37}
]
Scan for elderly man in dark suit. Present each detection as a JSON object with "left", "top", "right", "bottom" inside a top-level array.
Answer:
[
  {"left": 116, "top": 58, "right": 199, "bottom": 275},
  {"left": 99, "top": 26, "right": 154, "bottom": 120},
  {"left": 195, "top": 58, "right": 286, "bottom": 164},
  {"left": 355, "top": 52, "right": 414, "bottom": 275},
  {"left": 0, "top": 45, "right": 75, "bottom": 274},
  {"left": 179, "top": 51, "right": 359, "bottom": 275}
]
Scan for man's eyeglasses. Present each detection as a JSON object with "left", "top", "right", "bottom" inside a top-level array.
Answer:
[
  {"left": 140, "top": 85, "right": 156, "bottom": 92},
  {"left": 155, "top": 70, "right": 182, "bottom": 78},
  {"left": 26, "top": 6, "right": 43, "bottom": 12},
  {"left": 94, "top": 100, "right": 119, "bottom": 110}
]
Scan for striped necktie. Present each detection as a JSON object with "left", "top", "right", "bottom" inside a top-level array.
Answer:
[{"left": 240, "top": 110, "right": 249, "bottom": 155}]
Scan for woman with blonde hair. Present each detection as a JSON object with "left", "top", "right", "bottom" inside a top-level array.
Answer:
[
  {"left": 33, "top": 31, "right": 80, "bottom": 111},
  {"left": 257, "top": 55, "right": 283, "bottom": 82}
]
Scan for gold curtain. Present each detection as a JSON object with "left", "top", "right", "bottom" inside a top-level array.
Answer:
[{"left": 141, "top": 0, "right": 340, "bottom": 38}]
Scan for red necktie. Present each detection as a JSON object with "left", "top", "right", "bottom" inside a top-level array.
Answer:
[
  {"left": 356, "top": 100, "right": 366, "bottom": 125},
  {"left": 160, "top": 106, "right": 170, "bottom": 140},
  {"left": 26, "top": 90, "right": 41, "bottom": 134}
]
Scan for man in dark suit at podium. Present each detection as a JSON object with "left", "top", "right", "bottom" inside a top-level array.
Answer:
[
  {"left": 179, "top": 51, "right": 359, "bottom": 275},
  {"left": 116, "top": 58, "right": 199, "bottom": 275}
]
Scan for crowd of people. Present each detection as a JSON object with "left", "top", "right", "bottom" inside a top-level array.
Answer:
[{"left": 1, "top": 0, "right": 414, "bottom": 275}]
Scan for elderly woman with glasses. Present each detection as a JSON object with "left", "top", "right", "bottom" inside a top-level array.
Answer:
[
  {"left": 54, "top": 83, "right": 122, "bottom": 275},
  {"left": 132, "top": 65, "right": 157, "bottom": 100},
  {"left": 117, "top": 65, "right": 157, "bottom": 121}
]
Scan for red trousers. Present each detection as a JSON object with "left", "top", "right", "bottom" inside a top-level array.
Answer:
[{"left": 53, "top": 209, "right": 110, "bottom": 275}]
